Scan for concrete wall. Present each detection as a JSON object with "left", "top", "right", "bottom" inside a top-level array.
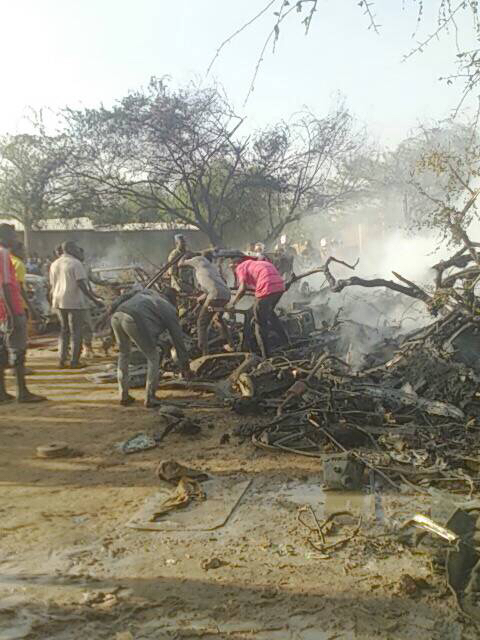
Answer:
[{"left": 29, "top": 229, "right": 210, "bottom": 266}]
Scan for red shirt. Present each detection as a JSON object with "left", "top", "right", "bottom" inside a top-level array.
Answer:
[
  {"left": 235, "top": 259, "right": 285, "bottom": 299},
  {"left": 0, "top": 247, "right": 25, "bottom": 322}
]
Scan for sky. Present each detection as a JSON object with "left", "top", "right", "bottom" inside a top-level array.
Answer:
[{"left": 0, "top": 0, "right": 478, "bottom": 146}]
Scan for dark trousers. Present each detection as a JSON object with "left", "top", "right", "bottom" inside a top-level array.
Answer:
[
  {"left": 253, "top": 292, "right": 288, "bottom": 359},
  {"left": 82, "top": 309, "right": 93, "bottom": 349},
  {"left": 197, "top": 296, "right": 231, "bottom": 355}
]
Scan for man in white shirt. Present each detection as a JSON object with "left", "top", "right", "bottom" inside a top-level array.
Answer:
[
  {"left": 180, "top": 250, "right": 233, "bottom": 355},
  {"left": 49, "top": 242, "right": 103, "bottom": 368}
]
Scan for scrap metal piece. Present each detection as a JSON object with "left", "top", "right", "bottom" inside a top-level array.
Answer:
[
  {"left": 236, "top": 366, "right": 294, "bottom": 398},
  {"left": 190, "top": 352, "right": 252, "bottom": 381},
  {"left": 227, "top": 397, "right": 263, "bottom": 415},
  {"left": 228, "top": 353, "right": 262, "bottom": 383},
  {"left": 400, "top": 514, "right": 459, "bottom": 544},
  {"left": 236, "top": 373, "right": 255, "bottom": 398},
  {"left": 36, "top": 442, "right": 71, "bottom": 459},
  {"left": 446, "top": 507, "right": 480, "bottom": 622},
  {"left": 323, "top": 453, "right": 365, "bottom": 490},
  {"left": 155, "top": 379, "right": 233, "bottom": 400},
  {"left": 356, "top": 384, "right": 465, "bottom": 420},
  {"left": 280, "top": 308, "right": 316, "bottom": 338},
  {"left": 122, "top": 433, "right": 157, "bottom": 454}
]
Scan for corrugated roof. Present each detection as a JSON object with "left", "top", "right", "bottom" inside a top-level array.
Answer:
[{"left": 0, "top": 217, "right": 198, "bottom": 232}]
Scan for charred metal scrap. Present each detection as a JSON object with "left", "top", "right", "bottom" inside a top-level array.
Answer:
[
  {"left": 223, "top": 241, "right": 480, "bottom": 495},
  {"left": 400, "top": 501, "right": 480, "bottom": 623},
  {"left": 96, "top": 240, "right": 480, "bottom": 497},
  {"left": 226, "top": 313, "right": 480, "bottom": 493}
]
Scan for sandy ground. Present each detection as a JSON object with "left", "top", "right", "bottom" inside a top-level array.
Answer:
[{"left": 0, "top": 341, "right": 477, "bottom": 639}]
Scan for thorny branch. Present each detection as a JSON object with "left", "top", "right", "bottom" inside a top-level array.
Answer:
[
  {"left": 207, "top": 1, "right": 480, "bottom": 105},
  {"left": 322, "top": 255, "right": 432, "bottom": 305}
]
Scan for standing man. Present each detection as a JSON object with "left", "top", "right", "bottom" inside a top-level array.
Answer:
[
  {"left": 168, "top": 234, "right": 194, "bottom": 293},
  {"left": 110, "top": 288, "right": 190, "bottom": 407},
  {"left": 180, "top": 250, "right": 233, "bottom": 355},
  {"left": 78, "top": 247, "right": 108, "bottom": 359},
  {"left": 10, "top": 241, "right": 35, "bottom": 318},
  {"left": 229, "top": 257, "right": 289, "bottom": 359},
  {"left": 0, "top": 224, "right": 45, "bottom": 403},
  {"left": 50, "top": 241, "right": 103, "bottom": 369},
  {"left": 43, "top": 245, "right": 63, "bottom": 278}
]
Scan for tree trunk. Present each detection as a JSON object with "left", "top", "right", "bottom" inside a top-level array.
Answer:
[
  {"left": 201, "top": 223, "right": 223, "bottom": 248},
  {"left": 23, "top": 220, "right": 33, "bottom": 258}
]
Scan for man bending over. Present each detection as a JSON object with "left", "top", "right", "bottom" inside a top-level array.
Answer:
[
  {"left": 180, "top": 250, "right": 233, "bottom": 355},
  {"left": 229, "top": 257, "right": 289, "bottom": 359},
  {"left": 110, "top": 288, "right": 190, "bottom": 407}
]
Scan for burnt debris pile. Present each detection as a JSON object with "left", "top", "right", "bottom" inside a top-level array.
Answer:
[
  {"left": 223, "top": 243, "right": 480, "bottom": 494},
  {"left": 93, "top": 240, "right": 480, "bottom": 494}
]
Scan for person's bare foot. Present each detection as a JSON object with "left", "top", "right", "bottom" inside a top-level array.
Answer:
[
  {"left": 18, "top": 392, "right": 47, "bottom": 403},
  {"left": 120, "top": 395, "right": 136, "bottom": 406},
  {"left": 0, "top": 393, "right": 15, "bottom": 403}
]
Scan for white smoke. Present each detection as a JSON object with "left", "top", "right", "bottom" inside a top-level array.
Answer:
[
  {"left": 358, "top": 230, "right": 449, "bottom": 284},
  {"left": 292, "top": 227, "right": 456, "bottom": 369}
]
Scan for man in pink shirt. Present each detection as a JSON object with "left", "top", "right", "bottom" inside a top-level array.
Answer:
[
  {"left": 229, "top": 257, "right": 289, "bottom": 359},
  {"left": 0, "top": 224, "right": 46, "bottom": 403}
]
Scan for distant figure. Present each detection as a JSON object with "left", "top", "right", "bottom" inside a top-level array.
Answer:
[
  {"left": 180, "top": 250, "right": 233, "bottom": 355},
  {"left": 43, "top": 245, "right": 63, "bottom": 278},
  {"left": 78, "top": 247, "right": 108, "bottom": 359},
  {"left": 167, "top": 234, "right": 195, "bottom": 293},
  {"left": 26, "top": 252, "right": 42, "bottom": 275},
  {"left": 0, "top": 224, "right": 46, "bottom": 403},
  {"left": 272, "top": 247, "right": 294, "bottom": 280},
  {"left": 245, "top": 241, "right": 266, "bottom": 260},
  {"left": 229, "top": 257, "right": 289, "bottom": 359},
  {"left": 110, "top": 288, "right": 190, "bottom": 407},
  {"left": 49, "top": 241, "right": 103, "bottom": 368}
]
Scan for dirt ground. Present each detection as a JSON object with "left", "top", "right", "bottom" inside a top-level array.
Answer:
[{"left": 0, "top": 341, "right": 477, "bottom": 639}]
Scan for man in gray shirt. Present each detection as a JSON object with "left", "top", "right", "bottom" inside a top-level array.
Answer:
[
  {"left": 181, "top": 250, "right": 233, "bottom": 355},
  {"left": 110, "top": 288, "right": 190, "bottom": 407}
]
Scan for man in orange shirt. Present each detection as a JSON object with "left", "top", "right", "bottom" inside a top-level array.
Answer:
[{"left": 0, "top": 225, "right": 46, "bottom": 403}]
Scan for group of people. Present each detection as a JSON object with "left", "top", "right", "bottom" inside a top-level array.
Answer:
[
  {"left": 111, "top": 234, "right": 290, "bottom": 408},
  {"left": 0, "top": 226, "right": 291, "bottom": 409},
  {"left": 0, "top": 226, "right": 103, "bottom": 403},
  {"left": 0, "top": 225, "right": 45, "bottom": 403}
]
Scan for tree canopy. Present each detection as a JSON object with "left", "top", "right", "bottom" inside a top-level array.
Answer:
[
  {"left": 0, "top": 129, "right": 75, "bottom": 251},
  {"left": 61, "top": 78, "right": 367, "bottom": 246}
]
